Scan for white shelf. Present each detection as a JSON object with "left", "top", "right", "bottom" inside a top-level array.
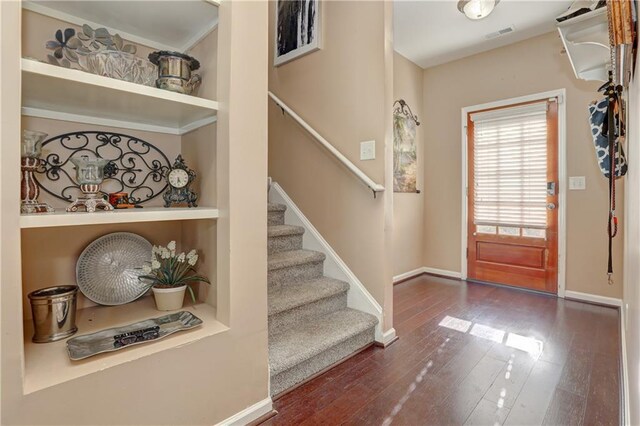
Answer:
[
  {"left": 23, "top": 297, "right": 228, "bottom": 393},
  {"left": 21, "top": 59, "right": 218, "bottom": 135},
  {"left": 20, "top": 206, "right": 219, "bottom": 229},
  {"left": 557, "top": 8, "right": 610, "bottom": 82},
  {"left": 23, "top": 0, "right": 219, "bottom": 52}
]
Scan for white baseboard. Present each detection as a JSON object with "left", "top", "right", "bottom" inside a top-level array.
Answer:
[
  {"left": 380, "top": 327, "right": 397, "bottom": 347},
  {"left": 621, "top": 304, "right": 630, "bottom": 425},
  {"left": 423, "top": 267, "right": 462, "bottom": 280},
  {"left": 269, "top": 182, "right": 385, "bottom": 343},
  {"left": 216, "top": 397, "right": 273, "bottom": 426},
  {"left": 393, "top": 267, "right": 462, "bottom": 283},
  {"left": 564, "top": 290, "right": 623, "bottom": 307},
  {"left": 393, "top": 267, "right": 426, "bottom": 283}
]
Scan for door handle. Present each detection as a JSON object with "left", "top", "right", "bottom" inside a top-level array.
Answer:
[{"left": 547, "top": 203, "right": 556, "bottom": 210}]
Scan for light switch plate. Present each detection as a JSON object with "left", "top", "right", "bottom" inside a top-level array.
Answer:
[
  {"left": 360, "top": 140, "right": 375, "bottom": 160},
  {"left": 569, "top": 176, "right": 586, "bottom": 190}
]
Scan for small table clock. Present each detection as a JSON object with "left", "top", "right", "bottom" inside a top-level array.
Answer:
[{"left": 163, "top": 155, "right": 198, "bottom": 208}]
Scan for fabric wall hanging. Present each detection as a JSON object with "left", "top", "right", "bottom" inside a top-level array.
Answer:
[{"left": 393, "top": 99, "right": 420, "bottom": 193}]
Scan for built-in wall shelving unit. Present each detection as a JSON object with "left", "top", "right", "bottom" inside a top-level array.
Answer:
[
  {"left": 557, "top": 7, "right": 610, "bottom": 82},
  {"left": 17, "top": 0, "right": 222, "bottom": 394}
]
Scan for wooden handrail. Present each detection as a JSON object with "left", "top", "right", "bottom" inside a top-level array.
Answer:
[{"left": 268, "top": 91, "right": 385, "bottom": 197}]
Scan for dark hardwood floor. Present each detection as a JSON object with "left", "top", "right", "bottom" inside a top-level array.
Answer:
[{"left": 263, "top": 274, "right": 621, "bottom": 426}]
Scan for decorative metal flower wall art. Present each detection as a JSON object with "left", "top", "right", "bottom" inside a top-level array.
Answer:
[{"left": 45, "top": 25, "right": 138, "bottom": 69}]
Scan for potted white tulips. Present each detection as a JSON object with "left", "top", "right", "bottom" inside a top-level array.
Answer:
[{"left": 140, "top": 241, "right": 210, "bottom": 311}]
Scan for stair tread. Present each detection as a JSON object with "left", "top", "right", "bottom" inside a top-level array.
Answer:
[
  {"left": 269, "top": 308, "right": 378, "bottom": 375},
  {"left": 268, "top": 203, "right": 287, "bottom": 212},
  {"left": 268, "top": 249, "right": 325, "bottom": 271},
  {"left": 268, "top": 224, "right": 305, "bottom": 238},
  {"left": 268, "top": 277, "right": 349, "bottom": 316}
]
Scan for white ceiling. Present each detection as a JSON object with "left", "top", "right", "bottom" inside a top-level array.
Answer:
[{"left": 394, "top": 0, "right": 574, "bottom": 68}]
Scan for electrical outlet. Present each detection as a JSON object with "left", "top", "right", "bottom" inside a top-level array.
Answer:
[
  {"left": 360, "top": 140, "right": 375, "bottom": 161},
  {"left": 569, "top": 176, "right": 586, "bottom": 190}
]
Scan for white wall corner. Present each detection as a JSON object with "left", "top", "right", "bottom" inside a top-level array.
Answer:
[
  {"left": 393, "top": 267, "right": 426, "bottom": 283},
  {"left": 564, "top": 290, "right": 623, "bottom": 307},
  {"left": 215, "top": 397, "right": 273, "bottom": 426},
  {"left": 269, "top": 182, "right": 385, "bottom": 343}
]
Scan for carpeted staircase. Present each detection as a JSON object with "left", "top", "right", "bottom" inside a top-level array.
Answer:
[{"left": 268, "top": 202, "right": 378, "bottom": 396}]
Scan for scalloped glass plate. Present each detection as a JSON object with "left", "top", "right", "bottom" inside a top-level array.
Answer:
[{"left": 76, "top": 232, "right": 152, "bottom": 305}]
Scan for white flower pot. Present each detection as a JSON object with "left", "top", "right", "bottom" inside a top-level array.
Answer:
[{"left": 152, "top": 285, "right": 187, "bottom": 311}]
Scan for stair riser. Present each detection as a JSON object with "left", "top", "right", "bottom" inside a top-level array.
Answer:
[
  {"left": 268, "top": 261, "right": 324, "bottom": 288},
  {"left": 270, "top": 327, "right": 376, "bottom": 396},
  {"left": 269, "top": 292, "right": 347, "bottom": 337},
  {"left": 268, "top": 211, "right": 285, "bottom": 226},
  {"left": 268, "top": 234, "right": 303, "bottom": 254}
]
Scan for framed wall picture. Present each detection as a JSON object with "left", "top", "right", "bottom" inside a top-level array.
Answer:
[{"left": 274, "top": 0, "right": 321, "bottom": 66}]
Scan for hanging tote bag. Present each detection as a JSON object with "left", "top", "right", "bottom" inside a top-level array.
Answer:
[{"left": 588, "top": 97, "right": 628, "bottom": 178}]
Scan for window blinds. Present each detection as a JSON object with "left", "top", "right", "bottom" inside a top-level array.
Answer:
[{"left": 470, "top": 102, "right": 548, "bottom": 229}]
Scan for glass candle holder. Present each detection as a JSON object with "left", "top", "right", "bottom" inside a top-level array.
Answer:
[
  {"left": 22, "top": 130, "right": 48, "bottom": 158},
  {"left": 20, "top": 130, "right": 54, "bottom": 214},
  {"left": 66, "top": 155, "right": 114, "bottom": 213},
  {"left": 71, "top": 155, "right": 109, "bottom": 185}
]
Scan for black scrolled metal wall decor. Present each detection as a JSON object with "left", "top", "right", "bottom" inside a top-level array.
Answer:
[
  {"left": 35, "top": 131, "right": 171, "bottom": 205},
  {"left": 393, "top": 99, "right": 420, "bottom": 126}
]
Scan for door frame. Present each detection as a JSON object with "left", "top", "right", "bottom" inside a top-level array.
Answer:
[{"left": 460, "top": 89, "right": 567, "bottom": 297}]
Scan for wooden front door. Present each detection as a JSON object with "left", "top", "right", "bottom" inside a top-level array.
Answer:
[{"left": 467, "top": 99, "right": 559, "bottom": 293}]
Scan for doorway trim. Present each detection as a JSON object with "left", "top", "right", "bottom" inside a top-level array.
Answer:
[{"left": 460, "top": 89, "right": 567, "bottom": 297}]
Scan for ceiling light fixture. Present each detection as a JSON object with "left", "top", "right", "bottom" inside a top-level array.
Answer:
[{"left": 457, "top": 0, "right": 500, "bottom": 20}]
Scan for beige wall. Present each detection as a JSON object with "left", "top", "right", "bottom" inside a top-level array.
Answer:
[
  {"left": 624, "top": 24, "right": 640, "bottom": 425},
  {"left": 268, "top": 1, "right": 395, "bottom": 331},
  {"left": 1, "top": 1, "right": 270, "bottom": 424},
  {"left": 392, "top": 52, "right": 424, "bottom": 276},
  {"left": 422, "top": 31, "right": 624, "bottom": 298}
]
